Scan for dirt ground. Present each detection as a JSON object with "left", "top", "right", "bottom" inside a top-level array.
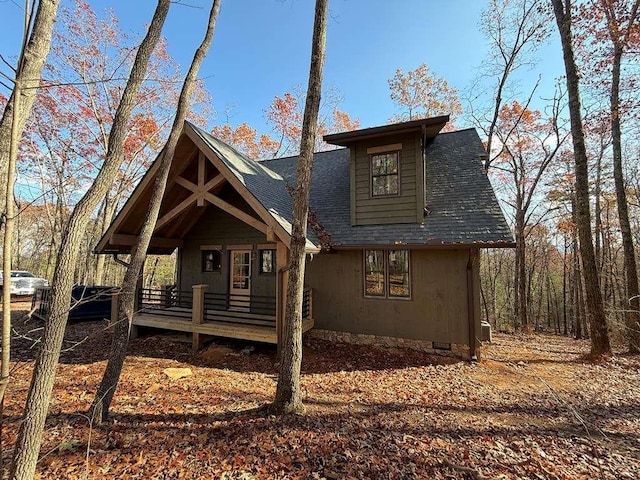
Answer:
[{"left": 2, "top": 301, "right": 639, "bottom": 479}]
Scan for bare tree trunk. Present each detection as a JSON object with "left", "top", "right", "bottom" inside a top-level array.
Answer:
[
  {"left": 0, "top": 0, "right": 61, "bottom": 216},
  {"left": 575, "top": 253, "right": 583, "bottom": 340},
  {"left": 0, "top": 0, "right": 60, "bottom": 473},
  {"left": 272, "top": 0, "right": 328, "bottom": 415},
  {"left": 562, "top": 232, "right": 569, "bottom": 335},
  {"left": 515, "top": 210, "right": 528, "bottom": 330},
  {"left": 9, "top": 3, "right": 170, "bottom": 478},
  {"left": 91, "top": 0, "right": 221, "bottom": 423},
  {"left": 606, "top": 14, "right": 640, "bottom": 352},
  {"left": 552, "top": 0, "right": 611, "bottom": 357}
]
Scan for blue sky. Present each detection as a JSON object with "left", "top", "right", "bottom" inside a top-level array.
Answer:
[{"left": 0, "top": 0, "right": 565, "bottom": 134}]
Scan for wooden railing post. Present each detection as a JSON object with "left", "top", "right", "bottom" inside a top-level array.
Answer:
[
  {"left": 192, "top": 284, "right": 208, "bottom": 352},
  {"left": 163, "top": 284, "right": 174, "bottom": 308},
  {"left": 308, "top": 287, "right": 313, "bottom": 321}
]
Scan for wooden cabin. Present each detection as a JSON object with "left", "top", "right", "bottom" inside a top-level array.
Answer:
[{"left": 96, "top": 117, "right": 514, "bottom": 358}]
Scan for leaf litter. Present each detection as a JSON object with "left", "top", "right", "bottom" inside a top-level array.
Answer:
[{"left": 3, "top": 304, "right": 639, "bottom": 479}]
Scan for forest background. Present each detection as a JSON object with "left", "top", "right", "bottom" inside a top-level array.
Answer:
[{"left": 1, "top": 0, "right": 639, "bottom": 344}]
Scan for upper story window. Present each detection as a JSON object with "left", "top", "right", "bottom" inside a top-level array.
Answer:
[{"left": 371, "top": 151, "right": 399, "bottom": 197}]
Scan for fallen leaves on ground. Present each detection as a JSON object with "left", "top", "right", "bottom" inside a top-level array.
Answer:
[{"left": 3, "top": 304, "right": 639, "bottom": 479}]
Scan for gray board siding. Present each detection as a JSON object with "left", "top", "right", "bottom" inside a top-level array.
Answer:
[
  {"left": 304, "top": 249, "right": 472, "bottom": 345},
  {"left": 352, "top": 133, "right": 418, "bottom": 225},
  {"left": 261, "top": 128, "right": 514, "bottom": 247},
  {"left": 179, "top": 204, "right": 276, "bottom": 312}
]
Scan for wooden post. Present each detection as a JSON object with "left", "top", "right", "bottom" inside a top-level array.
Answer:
[
  {"left": 163, "top": 284, "right": 173, "bottom": 308},
  {"left": 192, "top": 284, "right": 207, "bottom": 352},
  {"left": 275, "top": 241, "right": 289, "bottom": 356}
]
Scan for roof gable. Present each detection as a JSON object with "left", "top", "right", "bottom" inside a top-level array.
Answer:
[{"left": 96, "top": 121, "right": 320, "bottom": 255}]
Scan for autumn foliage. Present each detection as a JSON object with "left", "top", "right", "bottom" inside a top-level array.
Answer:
[
  {"left": 388, "top": 63, "right": 463, "bottom": 128},
  {"left": 212, "top": 89, "right": 359, "bottom": 159}
]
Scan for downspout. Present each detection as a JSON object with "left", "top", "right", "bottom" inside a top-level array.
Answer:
[
  {"left": 467, "top": 249, "right": 479, "bottom": 361},
  {"left": 112, "top": 253, "right": 130, "bottom": 268}
]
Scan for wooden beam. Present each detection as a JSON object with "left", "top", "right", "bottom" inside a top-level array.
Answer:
[
  {"left": 266, "top": 227, "right": 277, "bottom": 242},
  {"left": 175, "top": 173, "right": 226, "bottom": 197},
  {"left": 184, "top": 123, "right": 293, "bottom": 246},
  {"left": 110, "top": 234, "right": 184, "bottom": 249},
  {"left": 155, "top": 192, "right": 198, "bottom": 232},
  {"left": 174, "top": 176, "right": 198, "bottom": 193},
  {"left": 95, "top": 151, "right": 164, "bottom": 253},
  {"left": 203, "top": 192, "right": 268, "bottom": 234},
  {"left": 197, "top": 151, "right": 205, "bottom": 206}
]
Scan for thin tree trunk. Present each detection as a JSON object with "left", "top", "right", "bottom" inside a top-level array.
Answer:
[
  {"left": 0, "top": 0, "right": 61, "bottom": 216},
  {"left": 91, "top": 0, "right": 221, "bottom": 423},
  {"left": 575, "top": 254, "right": 583, "bottom": 340},
  {"left": 272, "top": 0, "right": 328, "bottom": 415},
  {"left": 609, "top": 42, "right": 640, "bottom": 353},
  {"left": 0, "top": 0, "right": 60, "bottom": 473},
  {"left": 515, "top": 211, "right": 528, "bottom": 330},
  {"left": 10, "top": 3, "right": 170, "bottom": 478},
  {"left": 551, "top": 0, "right": 611, "bottom": 356},
  {"left": 563, "top": 232, "right": 568, "bottom": 335}
]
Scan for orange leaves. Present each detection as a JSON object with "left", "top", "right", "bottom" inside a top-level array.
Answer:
[
  {"left": 211, "top": 122, "right": 279, "bottom": 159},
  {"left": 214, "top": 89, "right": 359, "bottom": 159},
  {"left": 387, "top": 63, "right": 463, "bottom": 126},
  {"left": 332, "top": 109, "right": 360, "bottom": 133}
]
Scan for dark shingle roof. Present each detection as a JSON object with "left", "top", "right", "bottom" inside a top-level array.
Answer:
[{"left": 262, "top": 128, "right": 514, "bottom": 247}]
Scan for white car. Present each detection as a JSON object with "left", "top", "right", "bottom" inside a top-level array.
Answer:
[{"left": 0, "top": 270, "right": 49, "bottom": 297}]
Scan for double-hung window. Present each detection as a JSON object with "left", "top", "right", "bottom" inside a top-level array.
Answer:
[
  {"left": 364, "top": 249, "right": 410, "bottom": 298},
  {"left": 371, "top": 152, "right": 399, "bottom": 196}
]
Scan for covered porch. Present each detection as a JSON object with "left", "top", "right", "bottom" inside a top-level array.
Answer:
[
  {"left": 98, "top": 122, "right": 320, "bottom": 350},
  {"left": 113, "top": 283, "right": 314, "bottom": 351}
]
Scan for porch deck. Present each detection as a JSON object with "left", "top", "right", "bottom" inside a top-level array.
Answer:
[
  {"left": 131, "top": 286, "right": 314, "bottom": 346},
  {"left": 133, "top": 310, "right": 314, "bottom": 344}
]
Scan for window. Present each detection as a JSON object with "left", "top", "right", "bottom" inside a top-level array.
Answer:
[
  {"left": 371, "top": 152, "right": 399, "bottom": 196},
  {"left": 202, "top": 250, "right": 221, "bottom": 273},
  {"left": 388, "top": 250, "right": 410, "bottom": 297},
  {"left": 364, "top": 250, "right": 385, "bottom": 297},
  {"left": 363, "top": 249, "right": 410, "bottom": 298},
  {"left": 259, "top": 249, "right": 275, "bottom": 274}
]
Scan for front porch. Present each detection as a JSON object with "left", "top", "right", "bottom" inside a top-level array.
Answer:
[{"left": 121, "top": 285, "right": 314, "bottom": 349}]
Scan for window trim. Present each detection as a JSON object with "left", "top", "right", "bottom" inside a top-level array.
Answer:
[
  {"left": 370, "top": 150, "right": 401, "bottom": 198},
  {"left": 363, "top": 249, "right": 411, "bottom": 300}
]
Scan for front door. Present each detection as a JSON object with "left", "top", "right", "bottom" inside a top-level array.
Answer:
[{"left": 229, "top": 250, "right": 251, "bottom": 311}]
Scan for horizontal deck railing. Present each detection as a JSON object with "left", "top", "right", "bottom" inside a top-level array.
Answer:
[
  {"left": 136, "top": 285, "right": 312, "bottom": 326},
  {"left": 137, "top": 286, "right": 192, "bottom": 319},
  {"left": 302, "top": 288, "right": 312, "bottom": 320},
  {"left": 204, "top": 292, "right": 276, "bottom": 316},
  {"left": 32, "top": 286, "right": 50, "bottom": 320}
]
